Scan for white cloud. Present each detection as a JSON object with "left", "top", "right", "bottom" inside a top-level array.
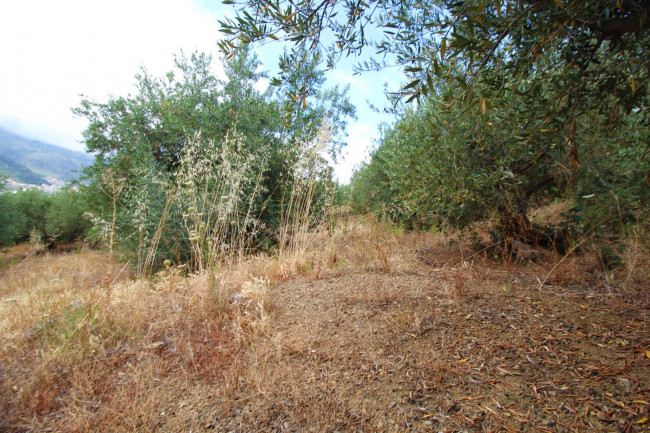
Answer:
[
  {"left": 329, "top": 69, "right": 372, "bottom": 96},
  {"left": 0, "top": 0, "right": 227, "bottom": 151},
  {"left": 0, "top": 0, "right": 401, "bottom": 182},
  {"left": 253, "top": 76, "right": 270, "bottom": 95},
  {"left": 334, "top": 123, "right": 377, "bottom": 183}
]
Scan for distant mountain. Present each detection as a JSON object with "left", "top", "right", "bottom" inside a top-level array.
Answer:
[
  {"left": 0, "top": 154, "right": 47, "bottom": 185},
  {"left": 0, "top": 127, "right": 93, "bottom": 184}
]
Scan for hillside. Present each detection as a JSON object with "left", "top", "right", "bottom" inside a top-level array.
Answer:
[
  {"left": 0, "top": 154, "right": 46, "bottom": 185},
  {"left": 0, "top": 127, "right": 92, "bottom": 184}
]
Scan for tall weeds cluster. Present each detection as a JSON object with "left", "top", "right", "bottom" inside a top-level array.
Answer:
[
  {"left": 277, "top": 122, "right": 335, "bottom": 274},
  {"left": 145, "top": 129, "right": 268, "bottom": 274},
  {"left": 86, "top": 120, "right": 337, "bottom": 278}
]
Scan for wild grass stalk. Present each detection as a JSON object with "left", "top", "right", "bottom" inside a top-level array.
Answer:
[
  {"left": 134, "top": 129, "right": 268, "bottom": 278},
  {"left": 177, "top": 129, "right": 268, "bottom": 271},
  {"left": 277, "top": 121, "right": 335, "bottom": 276}
]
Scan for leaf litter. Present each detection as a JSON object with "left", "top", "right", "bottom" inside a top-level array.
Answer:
[
  {"left": 208, "top": 245, "right": 649, "bottom": 432},
  {"left": 1, "top": 236, "right": 648, "bottom": 432}
]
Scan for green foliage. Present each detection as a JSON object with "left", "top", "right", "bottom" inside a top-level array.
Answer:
[
  {"left": 0, "top": 187, "right": 90, "bottom": 247},
  {"left": 0, "top": 178, "right": 20, "bottom": 246},
  {"left": 220, "top": 1, "right": 649, "bottom": 113},
  {"left": 75, "top": 51, "right": 230, "bottom": 171},
  {"left": 75, "top": 50, "right": 274, "bottom": 267},
  {"left": 75, "top": 48, "right": 353, "bottom": 272},
  {"left": 222, "top": 1, "right": 649, "bottom": 242},
  {"left": 45, "top": 189, "right": 91, "bottom": 243},
  {"left": 349, "top": 58, "right": 649, "bottom": 238},
  {"left": 11, "top": 189, "right": 50, "bottom": 242},
  {"left": 348, "top": 145, "right": 396, "bottom": 219},
  {"left": 273, "top": 51, "right": 356, "bottom": 149}
]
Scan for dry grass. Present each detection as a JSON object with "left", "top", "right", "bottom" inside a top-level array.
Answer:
[
  {"left": 0, "top": 217, "right": 422, "bottom": 431},
  {"left": 0, "top": 250, "right": 244, "bottom": 431},
  {"left": 1, "top": 218, "right": 648, "bottom": 432}
]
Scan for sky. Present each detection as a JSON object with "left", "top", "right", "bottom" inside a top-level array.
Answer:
[{"left": 0, "top": 0, "right": 401, "bottom": 183}]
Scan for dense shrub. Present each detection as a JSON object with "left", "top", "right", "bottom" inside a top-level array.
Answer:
[
  {"left": 0, "top": 187, "right": 89, "bottom": 247},
  {"left": 45, "top": 189, "right": 91, "bottom": 243},
  {"left": 74, "top": 49, "right": 352, "bottom": 273},
  {"left": 349, "top": 61, "right": 649, "bottom": 245}
]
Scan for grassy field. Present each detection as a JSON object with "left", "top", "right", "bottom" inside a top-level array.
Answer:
[{"left": 0, "top": 218, "right": 648, "bottom": 432}]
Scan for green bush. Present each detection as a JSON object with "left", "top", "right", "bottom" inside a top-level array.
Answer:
[
  {"left": 349, "top": 71, "right": 649, "bottom": 245},
  {"left": 0, "top": 185, "right": 21, "bottom": 246},
  {"left": 75, "top": 49, "right": 352, "bottom": 273},
  {"left": 9, "top": 189, "right": 49, "bottom": 244},
  {"left": 45, "top": 188, "right": 90, "bottom": 243},
  {"left": 0, "top": 186, "right": 90, "bottom": 247}
]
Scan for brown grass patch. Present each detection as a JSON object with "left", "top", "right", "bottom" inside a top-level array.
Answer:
[{"left": 1, "top": 220, "right": 648, "bottom": 432}]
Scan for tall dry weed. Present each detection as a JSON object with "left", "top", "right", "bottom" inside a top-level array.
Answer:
[
  {"left": 276, "top": 121, "right": 336, "bottom": 276},
  {"left": 0, "top": 250, "right": 249, "bottom": 431},
  {"left": 621, "top": 227, "right": 650, "bottom": 288},
  {"left": 139, "top": 129, "right": 267, "bottom": 276},
  {"left": 326, "top": 216, "right": 413, "bottom": 273},
  {"left": 0, "top": 213, "right": 467, "bottom": 431},
  {"left": 0, "top": 131, "right": 453, "bottom": 431}
]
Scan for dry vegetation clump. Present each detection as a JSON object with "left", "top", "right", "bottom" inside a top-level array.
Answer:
[
  {"left": 1, "top": 219, "right": 648, "bottom": 432},
  {"left": 323, "top": 217, "right": 423, "bottom": 273},
  {"left": 215, "top": 226, "right": 648, "bottom": 432},
  {"left": 0, "top": 251, "right": 250, "bottom": 431}
]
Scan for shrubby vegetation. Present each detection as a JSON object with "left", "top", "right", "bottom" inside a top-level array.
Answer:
[
  {"left": 222, "top": 0, "right": 649, "bottom": 253},
  {"left": 1, "top": 48, "right": 353, "bottom": 274},
  {"left": 74, "top": 48, "right": 353, "bottom": 273},
  {"left": 0, "top": 185, "right": 90, "bottom": 247},
  {"left": 3, "top": 1, "right": 648, "bottom": 264},
  {"left": 349, "top": 61, "right": 649, "bottom": 247}
]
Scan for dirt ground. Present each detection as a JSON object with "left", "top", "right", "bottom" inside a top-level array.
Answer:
[
  {"left": 158, "top": 246, "right": 649, "bottom": 432},
  {"left": 1, "top": 235, "right": 648, "bottom": 432}
]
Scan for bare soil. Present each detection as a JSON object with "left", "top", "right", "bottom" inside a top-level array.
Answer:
[
  {"left": 163, "top": 246, "right": 649, "bottom": 432},
  {"left": 1, "top": 233, "right": 648, "bottom": 432}
]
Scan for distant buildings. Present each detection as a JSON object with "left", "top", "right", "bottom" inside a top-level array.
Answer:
[{"left": 3, "top": 177, "right": 67, "bottom": 193}]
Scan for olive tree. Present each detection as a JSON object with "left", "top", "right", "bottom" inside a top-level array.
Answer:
[{"left": 221, "top": 0, "right": 649, "bottom": 250}]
